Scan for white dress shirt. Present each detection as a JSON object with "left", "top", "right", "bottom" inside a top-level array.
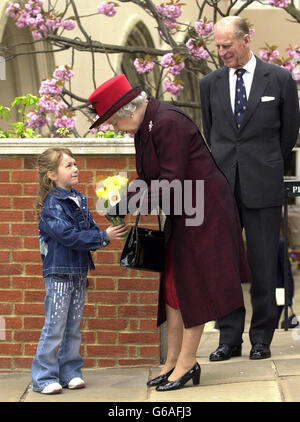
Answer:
[{"left": 229, "top": 52, "right": 257, "bottom": 113}]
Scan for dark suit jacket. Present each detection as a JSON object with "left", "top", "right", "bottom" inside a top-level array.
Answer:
[{"left": 200, "top": 57, "right": 300, "bottom": 208}]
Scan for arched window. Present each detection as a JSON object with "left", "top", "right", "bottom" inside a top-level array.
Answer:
[
  {"left": 0, "top": 15, "right": 55, "bottom": 126},
  {"left": 121, "top": 20, "right": 201, "bottom": 126},
  {"left": 121, "top": 21, "right": 161, "bottom": 98}
]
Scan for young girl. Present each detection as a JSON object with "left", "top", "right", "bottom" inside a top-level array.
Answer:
[{"left": 31, "top": 147, "right": 127, "bottom": 394}]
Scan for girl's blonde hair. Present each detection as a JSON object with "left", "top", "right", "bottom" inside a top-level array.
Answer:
[{"left": 36, "top": 147, "right": 74, "bottom": 219}]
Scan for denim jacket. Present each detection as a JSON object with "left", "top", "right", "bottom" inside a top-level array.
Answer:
[{"left": 39, "top": 186, "right": 109, "bottom": 277}]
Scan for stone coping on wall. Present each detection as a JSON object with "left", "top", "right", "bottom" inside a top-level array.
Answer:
[
  {"left": 0, "top": 138, "right": 135, "bottom": 155},
  {"left": 1, "top": 139, "right": 299, "bottom": 157}
]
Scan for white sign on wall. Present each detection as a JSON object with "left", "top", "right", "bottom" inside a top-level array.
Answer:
[{"left": 0, "top": 56, "right": 6, "bottom": 80}]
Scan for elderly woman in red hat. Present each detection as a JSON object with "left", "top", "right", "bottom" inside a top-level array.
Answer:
[{"left": 88, "top": 74, "right": 250, "bottom": 392}]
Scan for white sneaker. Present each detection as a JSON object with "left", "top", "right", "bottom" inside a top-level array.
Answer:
[
  {"left": 41, "top": 382, "right": 62, "bottom": 394},
  {"left": 68, "top": 377, "right": 85, "bottom": 389}
]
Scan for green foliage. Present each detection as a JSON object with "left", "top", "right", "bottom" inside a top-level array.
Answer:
[
  {"left": 0, "top": 105, "right": 12, "bottom": 121},
  {"left": 0, "top": 94, "right": 41, "bottom": 138},
  {"left": 95, "top": 130, "right": 124, "bottom": 138},
  {"left": 0, "top": 93, "right": 124, "bottom": 139},
  {"left": 11, "top": 94, "right": 39, "bottom": 109},
  {"left": 56, "top": 127, "right": 72, "bottom": 138}
]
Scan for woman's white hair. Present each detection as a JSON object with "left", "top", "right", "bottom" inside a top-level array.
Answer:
[{"left": 115, "top": 91, "right": 148, "bottom": 117}]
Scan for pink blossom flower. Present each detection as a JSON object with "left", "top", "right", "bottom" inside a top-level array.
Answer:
[
  {"left": 34, "top": 62, "right": 76, "bottom": 133},
  {"left": 6, "top": 0, "right": 76, "bottom": 37},
  {"left": 32, "top": 30, "right": 43, "bottom": 39},
  {"left": 46, "top": 17, "right": 61, "bottom": 30},
  {"left": 156, "top": 4, "right": 182, "bottom": 20},
  {"left": 259, "top": 48, "right": 280, "bottom": 62},
  {"left": 269, "top": 0, "right": 288, "bottom": 8},
  {"left": 133, "top": 58, "right": 155, "bottom": 74},
  {"left": 163, "top": 77, "right": 184, "bottom": 96},
  {"left": 90, "top": 123, "right": 112, "bottom": 135},
  {"left": 25, "top": 0, "right": 44, "bottom": 13},
  {"left": 292, "top": 70, "right": 300, "bottom": 83},
  {"left": 5, "top": 3, "right": 22, "bottom": 20},
  {"left": 156, "top": 3, "right": 182, "bottom": 31},
  {"left": 26, "top": 111, "right": 48, "bottom": 129},
  {"left": 60, "top": 19, "right": 76, "bottom": 30},
  {"left": 54, "top": 102, "right": 68, "bottom": 117},
  {"left": 249, "top": 28, "right": 255, "bottom": 38},
  {"left": 281, "top": 61, "right": 295, "bottom": 72},
  {"left": 163, "top": 19, "right": 178, "bottom": 31},
  {"left": 15, "top": 14, "right": 27, "bottom": 28},
  {"left": 45, "top": 17, "right": 75, "bottom": 32},
  {"left": 38, "top": 25, "right": 48, "bottom": 36},
  {"left": 100, "top": 123, "right": 111, "bottom": 132},
  {"left": 26, "top": 13, "right": 44, "bottom": 27},
  {"left": 54, "top": 115, "right": 75, "bottom": 130},
  {"left": 39, "top": 78, "right": 63, "bottom": 96},
  {"left": 97, "top": 2, "right": 117, "bottom": 17},
  {"left": 161, "top": 53, "right": 185, "bottom": 75},
  {"left": 195, "top": 19, "right": 213, "bottom": 36},
  {"left": 287, "top": 46, "right": 300, "bottom": 60},
  {"left": 38, "top": 96, "right": 58, "bottom": 114},
  {"left": 186, "top": 38, "right": 209, "bottom": 60},
  {"left": 53, "top": 65, "right": 75, "bottom": 82}
]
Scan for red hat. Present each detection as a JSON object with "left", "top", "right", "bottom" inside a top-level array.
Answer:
[{"left": 88, "top": 74, "right": 142, "bottom": 129}]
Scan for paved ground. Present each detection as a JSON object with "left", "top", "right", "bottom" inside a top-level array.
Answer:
[{"left": 1, "top": 279, "right": 300, "bottom": 403}]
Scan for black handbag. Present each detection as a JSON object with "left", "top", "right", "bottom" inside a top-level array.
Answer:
[{"left": 120, "top": 211, "right": 165, "bottom": 273}]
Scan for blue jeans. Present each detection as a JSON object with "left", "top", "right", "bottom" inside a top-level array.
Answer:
[{"left": 31, "top": 274, "right": 87, "bottom": 392}]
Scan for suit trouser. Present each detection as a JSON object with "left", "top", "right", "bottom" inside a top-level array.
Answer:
[{"left": 218, "top": 172, "right": 282, "bottom": 346}]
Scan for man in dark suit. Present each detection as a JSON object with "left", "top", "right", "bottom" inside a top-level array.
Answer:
[{"left": 200, "top": 16, "right": 300, "bottom": 360}]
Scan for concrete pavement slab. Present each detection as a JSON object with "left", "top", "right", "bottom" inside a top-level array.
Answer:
[
  {"left": 274, "top": 358, "right": 300, "bottom": 376},
  {"left": 150, "top": 380, "right": 282, "bottom": 402},
  {"left": 0, "top": 372, "right": 30, "bottom": 402},
  {"left": 198, "top": 328, "right": 300, "bottom": 363},
  {"left": 268, "top": 330, "right": 300, "bottom": 359},
  {"left": 149, "top": 360, "right": 276, "bottom": 387},
  {"left": 279, "top": 376, "right": 300, "bottom": 402},
  {"left": 201, "top": 360, "right": 277, "bottom": 385},
  {"left": 24, "top": 367, "right": 150, "bottom": 402}
]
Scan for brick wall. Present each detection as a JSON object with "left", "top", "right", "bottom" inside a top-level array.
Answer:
[{"left": 0, "top": 140, "right": 161, "bottom": 371}]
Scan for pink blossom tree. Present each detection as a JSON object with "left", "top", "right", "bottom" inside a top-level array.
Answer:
[{"left": 1, "top": 0, "right": 299, "bottom": 137}]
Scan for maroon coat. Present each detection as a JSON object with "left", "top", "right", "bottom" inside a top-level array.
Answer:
[{"left": 133, "top": 98, "right": 250, "bottom": 328}]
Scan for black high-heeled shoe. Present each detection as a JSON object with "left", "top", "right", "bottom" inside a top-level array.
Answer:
[
  {"left": 146, "top": 367, "right": 175, "bottom": 387},
  {"left": 155, "top": 362, "right": 201, "bottom": 391}
]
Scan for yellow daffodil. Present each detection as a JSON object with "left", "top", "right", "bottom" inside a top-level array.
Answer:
[{"left": 95, "top": 174, "right": 128, "bottom": 214}]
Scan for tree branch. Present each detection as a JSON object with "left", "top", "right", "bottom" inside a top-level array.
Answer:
[
  {"left": 46, "top": 33, "right": 183, "bottom": 55},
  {"left": 2, "top": 46, "right": 70, "bottom": 61},
  {"left": 285, "top": 1, "right": 300, "bottom": 23},
  {"left": 231, "top": 0, "right": 259, "bottom": 16}
]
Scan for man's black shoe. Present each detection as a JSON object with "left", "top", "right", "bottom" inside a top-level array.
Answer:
[
  {"left": 249, "top": 344, "right": 271, "bottom": 360},
  {"left": 209, "top": 344, "right": 242, "bottom": 361}
]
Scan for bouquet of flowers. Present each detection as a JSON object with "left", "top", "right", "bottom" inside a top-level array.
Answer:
[{"left": 95, "top": 174, "right": 128, "bottom": 226}]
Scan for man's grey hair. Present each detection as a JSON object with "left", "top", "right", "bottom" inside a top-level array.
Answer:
[
  {"left": 214, "top": 16, "right": 249, "bottom": 39},
  {"left": 234, "top": 18, "right": 249, "bottom": 38},
  {"left": 115, "top": 91, "right": 148, "bottom": 117}
]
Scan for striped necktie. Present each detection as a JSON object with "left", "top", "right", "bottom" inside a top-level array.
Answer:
[{"left": 234, "top": 68, "right": 247, "bottom": 129}]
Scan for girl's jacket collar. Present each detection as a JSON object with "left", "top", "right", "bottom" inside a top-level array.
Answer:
[{"left": 49, "top": 186, "right": 85, "bottom": 200}]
